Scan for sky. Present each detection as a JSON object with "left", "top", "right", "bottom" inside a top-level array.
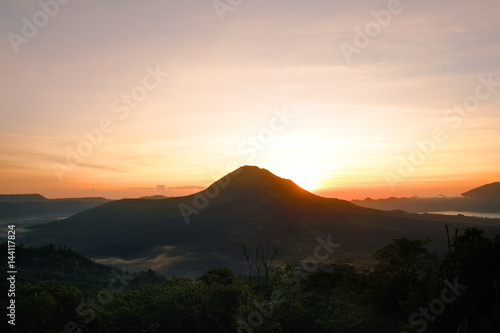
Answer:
[{"left": 1, "top": 0, "right": 499, "bottom": 200}]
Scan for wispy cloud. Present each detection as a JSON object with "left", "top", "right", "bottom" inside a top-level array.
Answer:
[{"left": 0, "top": 0, "right": 498, "bottom": 198}]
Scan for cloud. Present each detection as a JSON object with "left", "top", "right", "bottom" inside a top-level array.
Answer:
[
  {"left": 0, "top": 0, "right": 498, "bottom": 198},
  {"left": 95, "top": 245, "right": 194, "bottom": 273}
]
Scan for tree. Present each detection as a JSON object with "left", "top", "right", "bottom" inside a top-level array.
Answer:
[
  {"left": 373, "top": 238, "right": 435, "bottom": 282},
  {"left": 441, "top": 228, "right": 500, "bottom": 331},
  {"left": 17, "top": 280, "right": 85, "bottom": 332},
  {"left": 369, "top": 238, "right": 439, "bottom": 318},
  {"left": 198, "top": 267, "right": 236, "bottom": 286}
]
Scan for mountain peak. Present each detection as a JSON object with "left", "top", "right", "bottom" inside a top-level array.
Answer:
[
  {"left": 203, "top": 165, "right": 316, "bottom": 204},
  {"left": 231, "top": 165, "right": 270, "bottom": 176},
  {"left": 229, "top": 165, "right": 280, "bottom": 181},
  {"left": 218, "top": 165, "right": 300, "bottom": 189}
]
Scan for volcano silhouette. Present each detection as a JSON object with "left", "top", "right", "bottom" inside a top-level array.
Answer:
[{"left": 23, "top": 166, "right": 500, "bottom": 276}]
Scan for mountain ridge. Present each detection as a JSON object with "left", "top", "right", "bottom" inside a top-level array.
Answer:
[
  {"left": 462, "top": 182, "right": 500, "bottom": 199},
  {"left": 0, "top": 196, "right": 111, "bottom": 220},
  {"left": 0, "top": 193, "right": 48, "bottom": 202},
  {"left": 353, "top": 181, "right": 500, "bottom": 213},
  {"left": 20, "top": 166, "right": 500, "bottom": 276}
]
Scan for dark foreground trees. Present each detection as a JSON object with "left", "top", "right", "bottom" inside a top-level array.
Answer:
[{"left": 2, "top": 228, "right": 499, "bottom": 332}]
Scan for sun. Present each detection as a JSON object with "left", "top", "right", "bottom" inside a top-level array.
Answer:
[
  {"left": 276, "top": 164, "right": 322, "bottom": 192},
  {"left": 292, "top": 173, "right": 321, "bottom": 191}
]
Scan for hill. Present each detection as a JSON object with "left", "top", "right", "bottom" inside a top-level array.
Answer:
[
  {"left": 0, "top": 243, "right": 114, "bottom": 293},
  {"left": 0, "top": 193, "right": 48, "bottom": 202},
  {"left": 21, "top": 166, "right": 500, "bottom": 277},
  {"left": 140, "top": 195, "right": 170, "bottom": 200},
  {"left": 0, "top": 196, "right": 110, "bottom": 220},
  {"left": 353, "top": 182, "right": 500, "bottom": 213},
  {"left": 462, "top": 182, "right": 500, "bottom": 199}
]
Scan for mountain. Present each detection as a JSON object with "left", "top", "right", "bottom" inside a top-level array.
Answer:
[
  {"left": 21, "top": 166, "right": 500, "bottom": 277},
  {"left": 351, "top": 196, "right": 465, "bottom": 213},
  {"left": 140, "top": 195, "right": 170, "bottom": 200},
  {"left": 462, "top": 182, "right": 500, "bottom": 199},
  {"left": 0, "top": 193, "right": 48, "bottom": 202},
  {"left": 0, "top": 196, "right": 110, "bottom": 220},
  {"left": 352, "top": 182, "right": 500, "bottom": 213}
]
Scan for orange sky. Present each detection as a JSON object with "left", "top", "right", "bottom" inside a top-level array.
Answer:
[{"left": 1, "top": 0, "right": 499, "bottom": 200}]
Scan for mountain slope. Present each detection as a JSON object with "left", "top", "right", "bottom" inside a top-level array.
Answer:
[
  {"left": 0, "top": 196, "right": 110, "bottom": 219},
  {"left": 0, "top": 194, "right": 48, "bottom": 202},
  {"left": 462, "top": 182, "right": 500, "bottom": 199},
  {"left": 21, "top": 166, "right": 500, "bottom": 276}
]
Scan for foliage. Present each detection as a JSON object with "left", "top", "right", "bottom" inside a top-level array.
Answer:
[{"left": 3, "top": 228, "right": 500, "bottom": 332}]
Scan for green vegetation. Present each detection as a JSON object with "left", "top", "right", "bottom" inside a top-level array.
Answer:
[{"left": 1, "top": 228, "right": 499, "bottom": 332}]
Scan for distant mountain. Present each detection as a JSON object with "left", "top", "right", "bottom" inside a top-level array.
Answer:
[
  {"left": 351, "top": 196, "right": 464, "bottom": 212},
  {"left": 462, "top": 182, "right": 500, "bottom": 199},
  {"left": 353, "top": 182, "right": 500, "bottom": 213},
  {"left": 21, "top": 166, "right": 500, "bottom": 277},
  {"left": 140, "top": 195, "right": 170, "bottom": 200},
  {"left": 0, "top": 193, "right": 48, "bottom": 202},
  {"left": 0, "top": 196, "right": 110, "bottom": 220}
]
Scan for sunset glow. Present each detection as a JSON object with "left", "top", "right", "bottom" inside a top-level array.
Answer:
[
  {"left": 1, "top": 0, "right": 499, "bottom": 200},
  {"left": 273, "top": 163, "right": 324, "bottom": 192}
]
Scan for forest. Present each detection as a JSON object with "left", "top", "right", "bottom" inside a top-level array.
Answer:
[{"left": 1, "top": 227, "right": 499, "bottom": 333}]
